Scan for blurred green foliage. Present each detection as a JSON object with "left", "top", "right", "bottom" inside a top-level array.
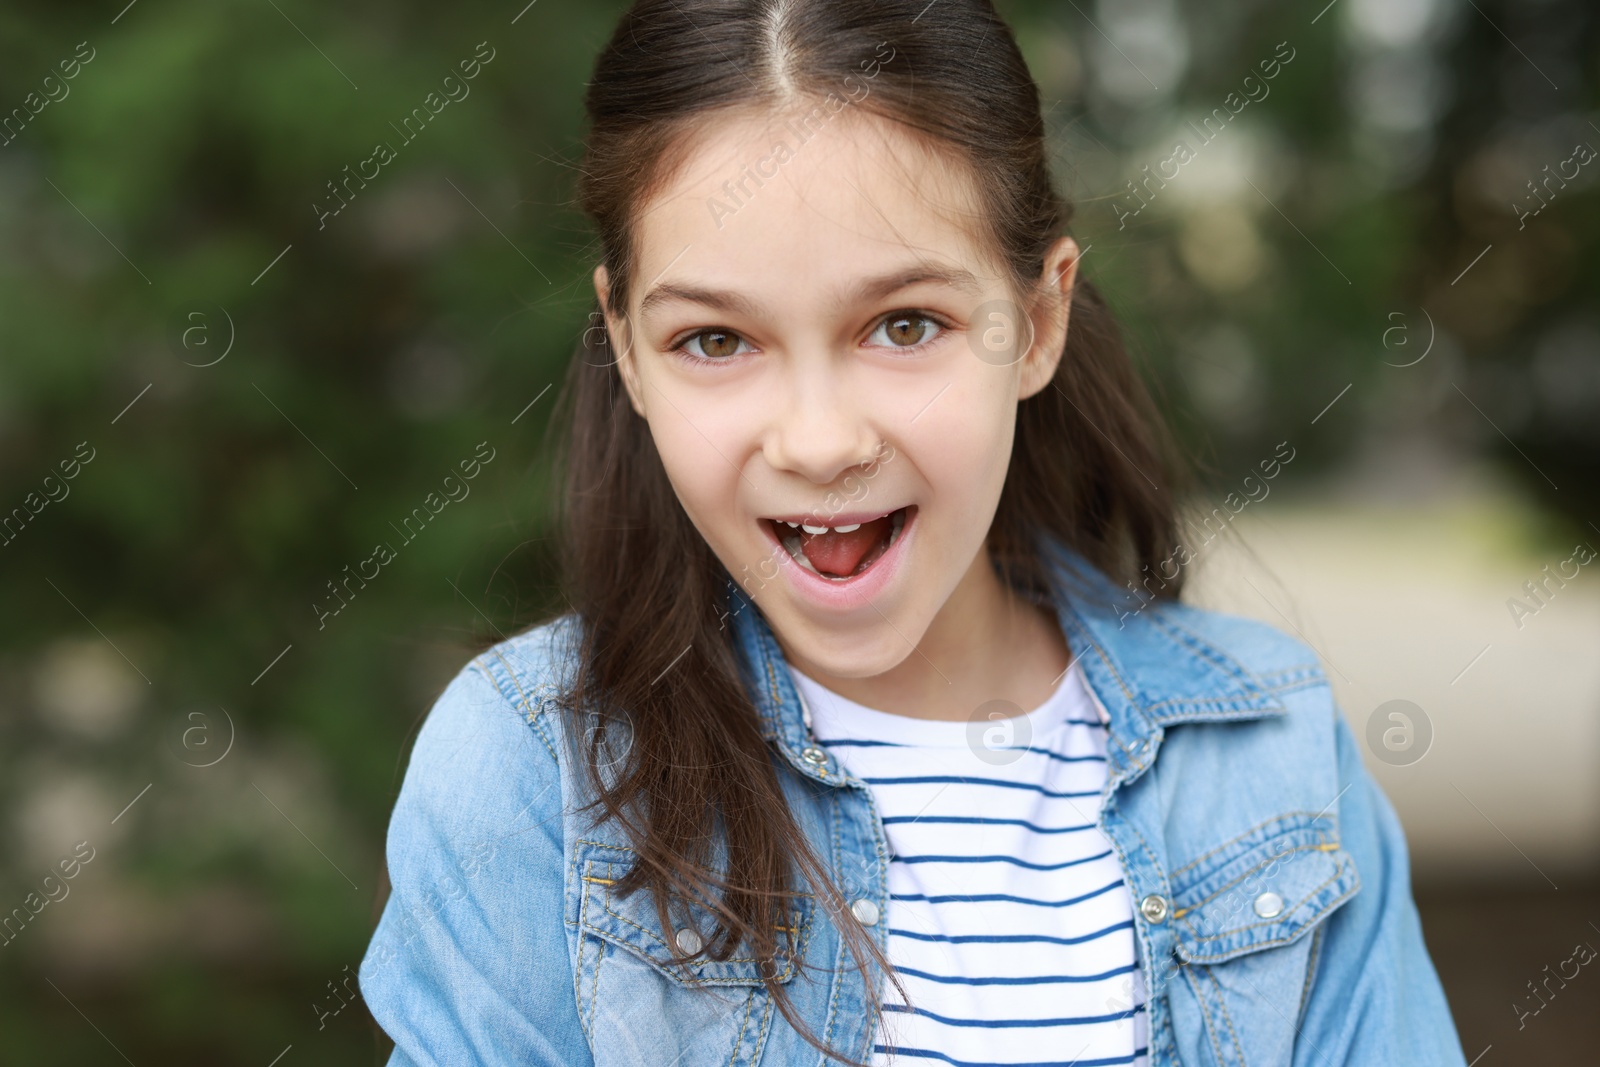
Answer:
[{"left": 0, "top": 0, "right": 1594, "bottom": 1061}]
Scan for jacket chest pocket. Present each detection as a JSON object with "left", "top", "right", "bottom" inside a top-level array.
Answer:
[
  {"left": 570, "top": 839, "right": 811, "bottom": 1067},
  {"left": 1161, "top": 814, "right": 1360, "bottom": 1067}
]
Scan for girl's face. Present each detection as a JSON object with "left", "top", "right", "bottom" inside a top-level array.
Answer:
[{"left": 597, "top": 105, "right": 1078, "bottom": 681}]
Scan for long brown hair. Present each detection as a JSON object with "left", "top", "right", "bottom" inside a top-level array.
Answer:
[{"left": 546, "top": 0, "right": 1187, "bottom": 1058}]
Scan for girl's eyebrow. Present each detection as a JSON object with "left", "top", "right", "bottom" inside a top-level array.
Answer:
[
  {"left": 842, "top": 264, "right": 987, "bottom": 306},
  {"left": 638, "top": 282, "right": 762, "bottom": 322},
  {"left": 635, "top": 263, "right": 986, "bottom": 321}
]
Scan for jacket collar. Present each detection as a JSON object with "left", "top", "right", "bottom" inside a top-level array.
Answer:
[{"left": 725, "top": 535, "right": 1289, "bottom": 787}]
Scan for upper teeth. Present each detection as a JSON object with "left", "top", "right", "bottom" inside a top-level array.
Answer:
[{"left": 790, "top": 522, "right": 861, "bottom": 534}]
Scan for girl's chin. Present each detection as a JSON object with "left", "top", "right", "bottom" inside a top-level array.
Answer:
[{"left": 772, "top": 619, "right": 922, "bottom": 682}]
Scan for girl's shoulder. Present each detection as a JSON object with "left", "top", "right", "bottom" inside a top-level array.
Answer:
[
  {"left": 390, "top": 614, "right": 584, "bottom": 837},
  {"left": 456, "top": 612, "right": 585, "bottom": 756},
  {"left": 1154, "top": 597, "right": 1330, "bottom": 699},
  {"left": 362, "top": 617, "right": 587, "bottom": 1048},
  {"left": 1049, "top": 544, "right": 1329, "bottom": 702}
]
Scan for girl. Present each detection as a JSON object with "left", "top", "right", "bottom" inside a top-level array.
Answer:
[{"left": 360, "top": 1, "right": 1467, "bottom": 1064}]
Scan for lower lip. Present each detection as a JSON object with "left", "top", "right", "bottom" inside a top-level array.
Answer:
[{"left": 760, "top": 508, "right": 916, "bottom": 612}]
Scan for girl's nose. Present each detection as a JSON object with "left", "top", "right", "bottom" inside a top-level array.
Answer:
[{"left": 761, "top": 363, "right": 883, "bottom": 485}]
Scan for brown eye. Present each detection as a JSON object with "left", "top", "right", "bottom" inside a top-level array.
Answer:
[
  {"left": 684, "top": 329, "right": 748, "bottom": 360},
  {"left": 886, "top": 316, "right": 926, "bottom": 345},
  {"left": 872, "top": 313, "right": 939, "bottom": 349}
]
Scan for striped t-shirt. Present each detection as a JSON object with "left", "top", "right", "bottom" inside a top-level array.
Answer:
[{"left": 789, "top": 658, "right": 1149, "bottom": 1067}]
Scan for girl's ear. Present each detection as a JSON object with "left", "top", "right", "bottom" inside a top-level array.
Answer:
[
  {"left": 1017, "top": 236, "right": 1081, "bottom": 401},
  {"left": 593, "top": 264, "right": 648, "bottom": 418}
]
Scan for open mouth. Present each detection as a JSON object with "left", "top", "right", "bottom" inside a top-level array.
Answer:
[{"left": 762, "top": 506, "right": 913, "bottom": 582}]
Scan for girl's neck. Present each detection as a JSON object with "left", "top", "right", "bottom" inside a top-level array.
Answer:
[{"left": 784, "top": 548, "right": 1071, "bottom": 722}]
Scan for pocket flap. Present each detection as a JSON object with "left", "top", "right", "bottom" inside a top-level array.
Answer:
[
  {"left": 1168, "top": 813, "right": 1359, "bottom": 964},
  {"left": 575, "top": 839, "right": 810, "bottom": 987}
]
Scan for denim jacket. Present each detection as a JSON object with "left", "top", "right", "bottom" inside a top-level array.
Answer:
[{"left": 360, "top": 539, "right": 1467, "bottom": 1066}]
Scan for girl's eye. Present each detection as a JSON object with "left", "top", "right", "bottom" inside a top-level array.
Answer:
[
  {"left": 869, "top": 313, "right": 942, "bottom": 350},
  {"left": 679, "top": 329, "right": 751, "bottom": 361}
]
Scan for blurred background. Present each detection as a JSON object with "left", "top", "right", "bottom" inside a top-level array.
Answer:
[{"left": 0, "top": 0, "right": 1595, "bottom": 1061}]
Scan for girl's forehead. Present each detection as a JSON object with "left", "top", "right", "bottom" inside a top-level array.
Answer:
[{"left": 628, "top": 104, "right": 1009, "bottom": 302}]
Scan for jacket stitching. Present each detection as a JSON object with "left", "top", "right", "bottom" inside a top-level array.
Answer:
[
  {"left": 577, "top": 838, "right": 634, "bottom": 854},
  {"left": 1255, "top": 663, "right": 1321, "bottom": 679},
  {"left": 575, "top": 872, "right": 593, "bottom": 1040},
  {"left": 1254, "top": 666, "right": 1324, "bottom": 688},
  {"left": 764, "top": 652, "right": 832, "bottom": 782},
  {"left": 1100, "top": 803, "right": 1169, "bottom": 1041},
  {"left": 572, "top": 839, "right": 819, "bottom": 898},
  {"left": 1169, "top": 813, "right": 1338, "bottom": 881},
  {"left": 588, "top": 935, "right": 605, "bottom": 1037},
  {"left": 1176, "top": 855, "right": 1356, "bottom": 954},
  {"left": 1158, "top": 611, "right": 1298, "bottom": 707},
  {"left": 762, "top": 654, "right": 779, "bottom": 717},
  {"left": 866, "top": 750, "right": 894, "bottom": 1056},
  {"left": 1139, "top": 697, "right": 1272, "bottom": 714},
  {"left": 1256, "top": 676, "right": 1328, "bottom": 700},
  {"left": 479, "top": 650, "right": 527, "bottom": 713},
  {"left": 1072, "top": 591, "right": 1305, "bottom": 726},
  {"left": 749, "top": 988, "right": 776, "bottom": 1065},
  {"left": 595, "top": 891, "right": 794, "bottom": 973},
  {"left": 1181, "top": 853, "right": 1347, "bottom": 944},
  {"left": 736, "top": 911, "right": 795, "bottom": 1066},
  {"left": 1174, "top": 843, "right": 1340, "bottom": 915},
  {"left": 1076, "top": 637, "right": 1158, "bottom": 764},
  {"left": 1296, "top": 921, "right": 1326, "bottom": 1031},
  {"left": 1085, "top": 641, "right": 1144, "bottom": 716},
  {"left": 527, "top": 682, "right": 563, "bottom": 759},
  {"left": 1151, "top": 613, "right": 1262, "bottom": 694},
  {"left": 487, "top": 648, "right": 561, "bottom": 765},
  {"left": 1205, "top": 964, "right": 1248, "bottom": 1067},
  {"left": 1142, "top": 612, "right": 1329, "bottom": 719},
  {"left": 1153, "top": 1003, "right": 1178, "bottom": 1067},
  {"left": 763, "top": 651, "right": 781, "bottom": 707},
  {"left": 1108, "top": 801, "right": 1176, "bottom": 1040},
  {"left": 575, "top": 850, "right": 806, "bottom": 982},
  {"left": 1115, "top": 804, "right": 1169, "bottom": 897},
  {"left": 818, "top": 788, "right": 849, "bottom": 1056},
  {"left": 1184, "top": 963, "right": 1231, "bottom": 1067},
  {"left": 726, "top": 986, "right": 755, "bottom": 1067},
  {"left": 756, "top": 629, "right": 786, "bottom": 743}
]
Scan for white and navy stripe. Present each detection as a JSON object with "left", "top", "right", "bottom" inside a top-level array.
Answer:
[{"left": 792, "top": 659, "right": 1148, "bottom": 1067}]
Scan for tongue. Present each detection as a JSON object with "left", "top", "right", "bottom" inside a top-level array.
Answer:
[{"left": 799, "top": 515, "right": 893, "bottom": 577}]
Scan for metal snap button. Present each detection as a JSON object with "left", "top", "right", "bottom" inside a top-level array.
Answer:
[
  {"left": 1139, "top": 894, "right": 1169, "bottom": 924},
  {"left": 850, "top": 899, "right": 880, "bottom": 927},
  {"left": 674, "top": 927, "right": 704, "bottom": 955},
  {"left": 800, "top": 746, "right": 827, "bottom": 765},
  {"left": 1253, "top": 891, "right": 1285, "bottom": 919}
]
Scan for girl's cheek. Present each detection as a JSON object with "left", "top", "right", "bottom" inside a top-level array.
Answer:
[
  {"left": 907, "top": 381, "right": 1018, "bottom": 519},
  {"left": 911, "top": 376, "right": 1011, "bottom": 455},
  {"left": 642, "top": 399, "right": 761, "bottom": 541}
]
